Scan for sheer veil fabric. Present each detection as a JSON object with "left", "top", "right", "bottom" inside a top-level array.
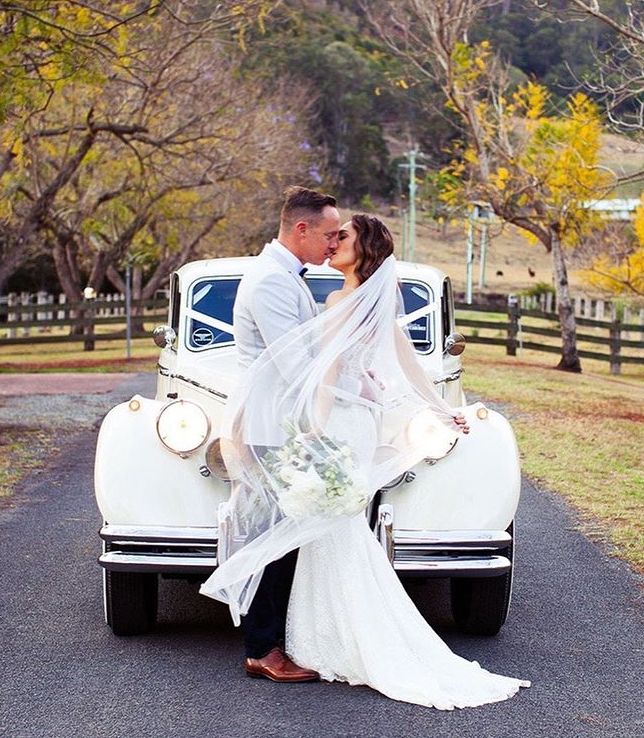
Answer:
[
  {"left": 199, "top": 255, "right": 461, "bottom": 622},
  {"left": 200, "top": 253, "right": 531, "bottom": 708}
]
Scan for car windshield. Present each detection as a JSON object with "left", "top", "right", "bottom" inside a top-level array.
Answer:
[{"left": 186, "top": 275, "right": 435, "bottom": 353}]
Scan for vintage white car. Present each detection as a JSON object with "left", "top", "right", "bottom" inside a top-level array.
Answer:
[{"left": 95, "top": 257, "right": 521, "bottom": 638}]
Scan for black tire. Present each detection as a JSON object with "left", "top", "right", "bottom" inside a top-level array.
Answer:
[
  {"left": 450, "top": 522, "right": 514, "bottom": 636},
  {"left": 104, "top": 568, "right": 158, "bottom": 636}
]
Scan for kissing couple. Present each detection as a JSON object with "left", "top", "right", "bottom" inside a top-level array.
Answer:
[{"left": 200, "top": 186, "right": 530, "bottom": 709}]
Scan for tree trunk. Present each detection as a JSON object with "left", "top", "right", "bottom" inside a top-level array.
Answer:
[
  {"left": 51, "top": 235, "right": 85, "bottom": 336},
  {"left": 0, "top": 237, "right": 26, "bottom": 296},
  {"left": 131, "top": 265, "right": 146, "bottom": 335},
  {"left": 551, "top": 230, "right": 581, "bottom": 372}
]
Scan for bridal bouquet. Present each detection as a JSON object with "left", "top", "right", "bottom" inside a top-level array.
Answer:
[{"left": 262, "top": 425, "right": 369, "bottom": 520}]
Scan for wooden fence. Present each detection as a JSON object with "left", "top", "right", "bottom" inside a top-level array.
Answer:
[
  {"left": 455, "top": 300, "right": 644, "bottom": 374},
  {"left": 1, "top": 292, "right": 642, "bottom": 374},
  {"left": 519, "top": 292, "right": 644, "bottom": 325},
  {"left": 0, "top": 295, "right": 168, "bottom": 348}
]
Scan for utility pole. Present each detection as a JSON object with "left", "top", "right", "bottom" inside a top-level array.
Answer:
[
  {"left": 465, "top": 215, "right": 474, "bottom": 304},
  {"left": 125, "top": 258, "right": 132, "bottom": 359},
  {"left": 478, "top": 220, "right": 488, "bottom": 290},
  {"left": 398, "top": 146, "right": 423, "bottom": 262},
  {"left": 408, "top": 147, "right": 418, "bottom": 262},
  {"left": 401, "top": 208, "right": 409, "bottom": 260}
]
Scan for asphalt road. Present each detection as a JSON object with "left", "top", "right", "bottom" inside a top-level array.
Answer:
[{"left": 1, "top": 373, "right": 642, "bottom": 738}]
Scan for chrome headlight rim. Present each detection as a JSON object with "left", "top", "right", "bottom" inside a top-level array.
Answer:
[
  {"left": 156, "top": 398, "right": 211, "bottom": 456},
  {"left": 204, "top": 437, "right": 231, "bottom": 481}
]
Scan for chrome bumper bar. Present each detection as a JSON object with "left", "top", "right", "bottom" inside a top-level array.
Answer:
[
  {"left": 98, "top": 524, "right": 218, "bottom": 574},
  {"left": 376, "top": 505, "right": 512, "bottom": 577},
  {"left": 98, "top": 516, "right": 512, "bottom": 579}
]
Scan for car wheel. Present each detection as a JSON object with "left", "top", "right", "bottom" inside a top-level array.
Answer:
[
  {"left": 103, "top": 542, "right": 158, "bottom": 636},
  {"left": 450, "top": 522, "right": 514, "bottom": 636}
]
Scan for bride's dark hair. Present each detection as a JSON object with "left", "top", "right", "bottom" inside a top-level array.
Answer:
[{"left": 351, "top": 214, "right": 395, "bottom": 284}]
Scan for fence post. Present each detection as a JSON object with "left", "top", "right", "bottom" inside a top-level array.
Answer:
[
  {"left": 57, "top": 293, "right": 66, "bottom": 320},
  {"left": 507, "top": 294, "right": 519, "bottom": 356},
  {"left": 83, "top": 288, "right": 96, "bottom": 351},
  {"left": 609, "top": 319, "right": 621, "bottom": 375},
  {"left": 573, "top": 295, "right": 582, "bottom": 317},
  {"left": 7, "top": 293, "right": 17, "bottom": 338},
  {"left": 20, "top": 292, "right": 31, "bottom": 337},
  {"left": 596, "top": 299, "right": 605, "bottom": 321},
  {"left": 36, "top": 290, "right": 48, "bottom": 331}
]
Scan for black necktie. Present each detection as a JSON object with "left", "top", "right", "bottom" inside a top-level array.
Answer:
[{"left": 299, "top": 267, "right": 308, "bottom": 278}]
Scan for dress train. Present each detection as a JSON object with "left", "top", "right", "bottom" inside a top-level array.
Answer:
[{"left": 286, "top": 515, "right": 530, "bottom": 710}]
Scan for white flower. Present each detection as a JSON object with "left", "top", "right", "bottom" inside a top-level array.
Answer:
[
  {"left": 265, "top": 425, "right": 371, "bottom": 520},
  {"left": 279, "top": 466, "right": 297, "bottom": 483}
]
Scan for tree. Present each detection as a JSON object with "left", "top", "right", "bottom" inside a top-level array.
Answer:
[
  {"left": 365, "top": 0, "right": 617, "bottom": 371},
  {"left": 0, "top": 1, "right": 295, "bottom": 296},
  {"left": 577, "top": 197, "right": 644, "bottom": 297},
  {"left": 532, "top": 0, "right": 644, "bottom": 133}
]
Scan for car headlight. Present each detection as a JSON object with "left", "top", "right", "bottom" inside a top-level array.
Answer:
[
  {"left": 156, "top": 399, "right": 211, "bottom": 456},
  {"left": 407, "top": 409, "right": 459, "bottom": 461}
]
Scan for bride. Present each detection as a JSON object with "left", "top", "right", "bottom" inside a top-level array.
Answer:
[{"left": 201, "top": 214, "right": 530, "bottom": 709}]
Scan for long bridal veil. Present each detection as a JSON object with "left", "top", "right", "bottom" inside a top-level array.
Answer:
[{"left": 200, "top": 255, "right": 461, "bottom": 623}]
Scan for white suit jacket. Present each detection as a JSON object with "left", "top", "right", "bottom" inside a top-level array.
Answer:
[
  {"left": 233, "top": 240, "right": 318, "bottom": 446},
  {"left": 234, "top": 239, "right": 318, "bottom": 368}
]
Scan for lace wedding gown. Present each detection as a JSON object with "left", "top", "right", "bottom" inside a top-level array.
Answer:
[
  {"left": 287, "top": 514, "right": 530, "bottom": 709},
  {"left": 285, "top": 352, "right": 530, "bottom": 710}
]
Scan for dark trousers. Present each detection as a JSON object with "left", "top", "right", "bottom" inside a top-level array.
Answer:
[{"left": 241, "top": 548, "right": 299, "bottom": 659}]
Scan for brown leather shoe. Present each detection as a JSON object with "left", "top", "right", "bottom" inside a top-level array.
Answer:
[{"left": 245, "top": 647, "right": 319, "bottom": 682}]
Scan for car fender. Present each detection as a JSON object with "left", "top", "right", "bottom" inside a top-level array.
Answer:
[
  {"left": 95, "top": 395, "right": 229, "bottom": 526},
  {"left": 383, "top": 403, "right": 521, "bottom": 530}
]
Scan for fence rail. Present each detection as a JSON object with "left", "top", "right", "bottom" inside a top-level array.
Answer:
[
  {"left": 0, "top": 293, "right": 642, "bottom": 374},
  {"left": 454, "top": 300, "right": 644, "bottom": 374},
  {"left": 0, "top": 296, "right": 168, "bottom": 349}
]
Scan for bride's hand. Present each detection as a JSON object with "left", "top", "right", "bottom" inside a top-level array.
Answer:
[{"left": 452, "top": 413, "right": 470, "bottom": 434}]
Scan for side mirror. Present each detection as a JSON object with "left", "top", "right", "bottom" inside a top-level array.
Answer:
[
  {"left": 153, "top": 325, "right": 177, "bottom": 349},
  {"left": 444, "top": 332, "right": 466, "bottom": 356}
]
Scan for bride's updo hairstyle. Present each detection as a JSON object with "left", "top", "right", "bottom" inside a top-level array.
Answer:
[{"left": 351, "top": 214, "right": 394, "bottom": 284}]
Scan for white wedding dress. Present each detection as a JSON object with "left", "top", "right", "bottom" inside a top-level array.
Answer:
[
  {"left": 286, "top": 514, "right": 530, "bottom": 709},
  {"left": 204, "top": 256, "right": 530, "bottom": 707},
  {"left": 285, "top": 351, "right": 530, "bottom": 710}
]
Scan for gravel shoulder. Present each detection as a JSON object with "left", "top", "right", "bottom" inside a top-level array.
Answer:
[{"left": 0, "top": 373, "right": 149, "bottom": 499}]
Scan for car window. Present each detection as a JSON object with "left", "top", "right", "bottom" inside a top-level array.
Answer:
[
  {"left": 399, "top": 281, "right": 435, "bottom": 354},
  {"left": 184, "top": 274, "right": 435, "bottom": 353},
  {"left": 185, "top": 277, "right": 239, "bottom": 351},
  {"left": 303, "top": 276, "right": 344, "bottom": 308}
]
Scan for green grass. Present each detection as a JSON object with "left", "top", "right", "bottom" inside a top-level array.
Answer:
[
  {"left": 0, "top": 336, "right": 159, "bottom": 373},
  {"left": 462, "top": 343, "right": 644, "bottom": 572},
  {"left": 0, "top": 427, "right": 59, "bottom": 498}
]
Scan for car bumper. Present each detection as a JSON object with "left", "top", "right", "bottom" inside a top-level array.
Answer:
[
  {"left": 99, "top": 513, "right": 511, "bottom": 579},
  {"left": 99, "top": 524, "right": 218, "bottom": 574},
  {"left": 376, "top": 504, "right": 512, "bottom": 577}
]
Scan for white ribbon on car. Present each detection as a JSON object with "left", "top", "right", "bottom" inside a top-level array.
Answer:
[
  {"left": 185, "top": 308, "right": 234, "bottom": 336},
  {"left": 396, "top": 302, "right": 437, "bottom": 328}
]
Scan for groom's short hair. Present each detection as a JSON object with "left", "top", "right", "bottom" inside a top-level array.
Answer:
[{"left": 280, "top": 186, "right": 337, "bottom": 228}]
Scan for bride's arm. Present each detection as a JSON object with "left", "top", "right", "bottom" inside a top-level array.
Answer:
[
  {"left": 394, "top": 325, "right": 470, "bottom": 433},
  {"left": 311, "top": 291, "right": 346, "bottom": 429}
]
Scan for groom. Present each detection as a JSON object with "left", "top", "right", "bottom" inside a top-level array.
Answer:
[{"left": 233, "top": 186, "right": 341, "bottom": 681}]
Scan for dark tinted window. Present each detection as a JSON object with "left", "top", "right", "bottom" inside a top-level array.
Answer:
[
  {"left": 304, "top": 276, "right": 344, "bottom": 308},
  {"left": 186, "top": 278, "right": 239, "bottom": 351},
  {"left": 184, "top": 274, "right": 435, "bottom": 353},
  {"left": 170, "top": 274, "right": 180, "bottom": 336},
  {"left": 442, "top": 277, "right": 455, "bottom": 344},
  {"left": 400, "top": 281, "right": 435, "bottom": 353}
]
